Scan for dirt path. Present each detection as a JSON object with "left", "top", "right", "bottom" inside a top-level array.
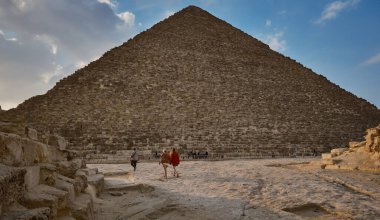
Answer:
[{"left": 88, "top": 158, "right": 380, "bottom": 219}]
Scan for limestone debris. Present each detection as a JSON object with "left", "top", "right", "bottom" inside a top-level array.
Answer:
[
  {"left": 321, "top": 124, "right": 380, "bottom": 171},
  {"left": 0, "top": 128, "right": 103, "bottom": 219}
]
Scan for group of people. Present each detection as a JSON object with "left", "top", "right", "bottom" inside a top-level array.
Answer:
[
  {"left": 159, "top": 148, "right": 180, "bottom": 179},
  {"left": 130, "top": 147, "right": 181, "bottom": 179}
]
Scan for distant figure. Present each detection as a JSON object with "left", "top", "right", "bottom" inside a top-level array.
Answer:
[
  {"left": 205, "top": 151, "right": 208, "bottom": 159},
  {"left": 155, "top": 150, "right": 158, "bottom": 159},
  {"left": 159, "top": 149, "right": 171, "bottom": 179},
  {"left": 312, "top": 149, "right": 317, "bottom": 157},
  {"left": 130, "top": 148, "right": 139, "bottom": 172},
  {"left": 170, "top": 148, "right": 180, "bottom": 177}
]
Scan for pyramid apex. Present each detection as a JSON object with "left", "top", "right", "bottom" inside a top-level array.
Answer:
[
  {"left": 176, "top": 5, "right": 209, "bottom": 16},
  {"left": 183, "top": 5, "right": 203, "bottom": 10}
]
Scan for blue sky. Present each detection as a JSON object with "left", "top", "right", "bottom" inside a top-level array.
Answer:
[{"left": 0, "top": 0, "right": 379, "bottom": 110}]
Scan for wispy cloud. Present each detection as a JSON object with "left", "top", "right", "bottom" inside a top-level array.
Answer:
[
  {"left": 98, "top": 0, "right": 118, "bottom": 9},
  {"left": 0, "top": 29, "right": 18, "bottom": 42},
  {"left": 40, "top": 64, "right": 63, "bottom": 84},
  {"left": 117, "top": 11, "right": 135, "bottom": 28},
  {"left": 34, "top": 34, "right": 58, "bottom": 55},
  {"left": 316, "top": 0, "right": 360, "bottom": 24},
  {"left": 256, "top": 20, "right": 287, "bottom": 52},
  {"left": 362, "top": 53, "right": 380, "bottom": 66},
  {"left": 266, "top": 32, "right": 287, "bottom": 52},
  {"left": 163, "top": 10, "right": 175, "bottom": 19},
  {"left": 265, "top": 19, "right": 271, "bottom": 27}
]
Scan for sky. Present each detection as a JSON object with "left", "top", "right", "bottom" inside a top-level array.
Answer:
[{"left": 0, "top": 0, "right": 379, "bottom": 110}]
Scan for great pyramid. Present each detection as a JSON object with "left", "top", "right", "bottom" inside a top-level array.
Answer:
[{"left": 1, "top": 6, "right": 380, "bottom": 158}]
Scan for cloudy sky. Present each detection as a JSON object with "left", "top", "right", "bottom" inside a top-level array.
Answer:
[{"left": 0, "top": 0, "right": 379, "bottom": 110}]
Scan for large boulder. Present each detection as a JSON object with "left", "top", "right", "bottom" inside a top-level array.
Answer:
[
  {"left": 77, "top": 168, "right": 104, "bottom": 197},
  {"left": 86, "top": 174, "right": 104, "bottom": 197},
  {"left": 20, "top": 190, "right": 59, "bottom": 218},
  {"left": 331, "top": 148, "right": 348, "bottom": 157},
  {"left": 0, "top": 164, "right": 26, "bottom": 215},
  {"left": 54, "top": 176, "right": 76, "bottom": 203},
  {"left": 70, "top": 193, "right": 94, "bottom": 220},
  {"left": 55, "top": 174, "right": 84, "bottom": 195},
  {"left": 55, "top": 159, "right": 86, "bottom": 179},
  {"left": 24, "top": 127, "right": 38, "bottom": 141},
  {"left": 20, "top": 184, "right": 69, "bottom": 219},
  {"left": 31, "top": 185, "right": 68, "bottom": 210},
  {"left": 365, "top": 125, "right": 380, "bottom": 152},
  {"left": 48, "top": 135, "right": 68, "bottom": 151},
  {"left": 23, "top": 166, "right": 40, "bottom": 190},
  {"left": 15, "top": 208, "right": 51, "bottom": 220},
  {"left": 39, "top": 163, "right": 56, "bottom": 186},
  {"left": 74, "top": 172, "right": 88, "bottom": 193},
  {"left": 1, "top": 207, "right": 51, "bottom": 220},
  {"left": 0, "top": 132, "right": 66, "bottom": 166}
]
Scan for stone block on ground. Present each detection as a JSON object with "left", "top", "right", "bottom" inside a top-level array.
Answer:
[
  {"left": 0, "top": 164, "right": 26, "bottom": 213},
  {"left": 321, "top": 153, "right": 332, "bottom": 160},
  {"left": 77, "top": 168, "right": 98, "bottom": 177},
  {"left": 25, "top": 127, "right": 38, "bottom": 141},
  {"left": 20, "top": 184, "right": 68, "bottom": 218},
  {"left": 86, "top": 174, "right": 104, "bottom": 196},
  {"left": 349, "top": 141, "right": 365, "bottom": 149},
  {"left": 39, "top": 163, "right": 57, "bottom": 186},
  {"left": 365, "top": 127, "right": 380, "bottom": 152},
  {"left": 373, "top": 136, "right": 380, "bottom": 152},
  {"left": 20, "top": 190, "right": 58, "bottom": 218},
  {"left": 24, "top": 166, "right": 40, "bottom": 190},
  {"left": 16, "top": 207, "right": 51, "bottom": 220},
  {"left": 55, "top": 159, "right": 86, "bottom": 179},
  {"left": 32, "top": 184, "right": 68, "bottom": 210},
  {"left": 330, "top": 148, "right": 348, "bottom": 157},
  {"left": 70, "top": 193, "right": 94, "bottom": 220},
  {"left": 48, "top": 135, "right": 68, "bottom": 151},
  {"left": 54, "top": 177, "right": 76, "bottom": 203},
  {"left": 1, "top": 207, "right": 51, "bottom": 220},
  {"left": 321, "top": 153, "right": 339, "bottom": 165},
  {"left": 0, "top": 132, "right": 66, "bottom": 166},
  {"left": 74, "top": 172, "right": 88, "bottom": 193},
  {"left": 55, "top": 174, "right": 82, "bottom": 196}
]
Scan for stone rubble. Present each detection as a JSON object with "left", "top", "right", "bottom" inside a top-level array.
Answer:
[
  {"left": 321, "top": 124, "right": 380, "bottom": 171},
  {"left": 0, "top": 128, "right": 104, "bottom": 219}
]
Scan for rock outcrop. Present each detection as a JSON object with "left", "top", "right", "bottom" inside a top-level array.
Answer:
[
  {"left": 321, "top": 124, "right": 380, "bottom": 171},
  {"left": 1, "top": 6, "right": 380, "bottom": 159},
  {"left": 0, "top": 129, "right": 104, "bottom": 219},
  {"left": 0, "top": 164, "right": 26, "bottom": 216}
]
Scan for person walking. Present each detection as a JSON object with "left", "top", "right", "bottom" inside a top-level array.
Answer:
[
  {"left": 170, "top": 148, "right": 180, "bottom": 177},
  {"left": 130, "top": 148, "right": 138, "bottom": 172},
  {"left": 159, "top": 149, "right": 171, "bottom": 179}
]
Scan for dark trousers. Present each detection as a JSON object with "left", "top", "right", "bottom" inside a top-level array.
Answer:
[{"left": 131, "top": 160, "right": 137, "bottom": 171}]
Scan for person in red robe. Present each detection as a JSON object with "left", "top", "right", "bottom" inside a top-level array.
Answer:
[{"left": 170, "top": 148, "right": 180, "bottom": 177}]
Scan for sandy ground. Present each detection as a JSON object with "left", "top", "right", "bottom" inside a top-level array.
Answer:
[{"left": 87, "top": 158, "right": 380, "bottom": 220}]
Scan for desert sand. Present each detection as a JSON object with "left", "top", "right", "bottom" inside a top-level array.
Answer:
[{"left": 88, "top": 158, "right": 380, "bottom": 220}]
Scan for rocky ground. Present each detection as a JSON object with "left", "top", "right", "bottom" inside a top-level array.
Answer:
[{"left": 88, "top": 158, "right": 380, "bottom": 220}]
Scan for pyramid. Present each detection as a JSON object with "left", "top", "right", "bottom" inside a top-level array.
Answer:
[{"left": 1, "top": 6, "right": 380, "bottom": 158}]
